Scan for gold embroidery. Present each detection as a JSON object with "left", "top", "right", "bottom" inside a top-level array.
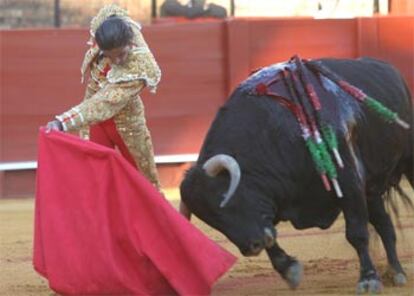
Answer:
[
  {"left": 107, "top": 46, "right": 161, "bottom": 92},
  {"left": 57, "top": 80, "right": 161, "bottom": 187},
  {"left": 114, "top": 98, "right": 161, "bottom": 189},
  {"left": 79, "top": 4, "right": 161, "bottom": 87},
  {"left": 80, "top": 46, "right": 99, "bottom": 83}
]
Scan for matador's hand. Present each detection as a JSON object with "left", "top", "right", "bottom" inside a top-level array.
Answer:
[{"left": 46, "top": 120, "right": 63, "bottom": 132}]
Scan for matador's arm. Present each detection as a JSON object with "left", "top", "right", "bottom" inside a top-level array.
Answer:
[{"left": 56, "top": 80, "right": 145, "bottom": 132}]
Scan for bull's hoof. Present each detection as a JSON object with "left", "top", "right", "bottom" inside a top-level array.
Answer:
[
  {"left": 356, "top": 279, "right": 383, "bottom": 294},
  {"left": 392, "top": 272, "right": 407, "bottom": 286},
  {"left": 284, "top": 261, "right": 303, "bottom": 289},
  {"left": 383, "top": 267, "right": 407, "bottom": 287}
]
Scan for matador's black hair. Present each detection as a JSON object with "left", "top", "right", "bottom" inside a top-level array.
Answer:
[{"left": 95, "top": 16, "right": 133, "bottom": 50}]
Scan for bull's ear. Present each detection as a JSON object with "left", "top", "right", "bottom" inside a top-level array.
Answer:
[
  {"left": 180, "top": 166, "right": 204, "bottom": 199},
  {"left": 181, "top": 166, "right": 199, "bottom": 186},
  {"left": 183, "top": 165, "right": 196, "bottom": 178}
]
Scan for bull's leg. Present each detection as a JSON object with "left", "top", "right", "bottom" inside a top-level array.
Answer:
[
  {"left": 367, "top": 196, "right": 406, "bottom": 286},
  {"left": 340, "top": 190, "right": 383, "bottom": 294},
  {"left": 266, "top": 242, "right": 303, "bottom": 289}
]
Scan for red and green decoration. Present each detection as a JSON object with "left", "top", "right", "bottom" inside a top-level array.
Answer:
[
  {"left": 306, "top": 60, "right": 410, "bottom": 129},
  {"left": 254, "top": 55, "right": 410, "bottom": 198}
]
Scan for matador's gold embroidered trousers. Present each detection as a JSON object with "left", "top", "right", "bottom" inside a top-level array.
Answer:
[{"left": 57, "top": 77, "right": 161, "bottom": 189}]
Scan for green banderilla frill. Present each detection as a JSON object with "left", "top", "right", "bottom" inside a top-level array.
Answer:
[
  {"left": 321, "top": 125, "right": 344, "bottom": 168},
  {"left": 305, "top": 136, "right": 343, "bottom": 197},
  {"left": 316, "top": 139, "right": 343, "bottom": 197},
  {"left": 317, "top": 139, "right": 337, "bottom": 180},
  {"left": 305, "top": 137, "right": 325, "bottom": 174},
  {"left": 363, "top": 96, "right": 409, "bottom": 129},
  {"left": 364, "top": 96, "right": 398, "bottom": 122}
]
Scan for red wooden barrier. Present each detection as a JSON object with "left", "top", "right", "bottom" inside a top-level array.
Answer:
[
  {"left": 145, "top": 21, "right": 227, "bottom": 155},
  {"left": 226, "top": 18, "right": 358, "bottom": 91},
  {"left": 1, "top": 29, "right": 88, "bottom": 162},
  {"left": 1, "top": 16, "right": 413, "bottom": 197},
  {"left": 358, "top": 16, "right": 414, "bottom": 93},
  {"left": 0, "top": 22, "right": 227, "bottom": 163}
]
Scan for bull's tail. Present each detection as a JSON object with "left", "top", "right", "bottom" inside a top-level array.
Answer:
[
  {"left": 404, "top": 149, "right": 413, "bottom": 189},
  {"left": 383, "top": 181, "right": 413, "bottom": 231},
  {"left": 384, "top": 88, "right": 414, "bottom": 224}
]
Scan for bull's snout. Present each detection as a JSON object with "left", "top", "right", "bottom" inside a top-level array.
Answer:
[
  {"left": 242, "top": 227, "right": 276, "bottom": 256},
  {"left": 246, "top": 240, "right": 264, "bottom": 256}
]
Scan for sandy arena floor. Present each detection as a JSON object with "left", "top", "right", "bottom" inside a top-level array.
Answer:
[{"left": 0, "top": 185, "right": 413, "bottom": 295}]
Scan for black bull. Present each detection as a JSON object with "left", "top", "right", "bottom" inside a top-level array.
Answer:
[{"left": 180, "top": 57, "right": 413, "bottom": 293}]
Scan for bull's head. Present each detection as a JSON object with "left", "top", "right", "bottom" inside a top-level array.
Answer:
[{"left": 180, "top": 154, "right": 276, "bottom": 256}]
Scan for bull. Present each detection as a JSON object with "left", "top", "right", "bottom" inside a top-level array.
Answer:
[{"left": 180, "top": 57, "right": 413, "bottom": 293}]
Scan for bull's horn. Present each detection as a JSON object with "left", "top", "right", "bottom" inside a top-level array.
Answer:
[{"left": 202, "top": 154, "right": 241, "bottom": 208}]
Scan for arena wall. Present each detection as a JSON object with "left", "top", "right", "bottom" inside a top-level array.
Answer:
[{"left": 1, "top": 16, "right": 413, "bottom": 198}]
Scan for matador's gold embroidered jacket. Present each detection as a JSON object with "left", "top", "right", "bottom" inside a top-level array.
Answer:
[{"left": 56, "top": 5, "right": 161, "bottom": 189}]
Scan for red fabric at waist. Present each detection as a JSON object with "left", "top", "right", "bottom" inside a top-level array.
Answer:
[{"left": 89, "top": 119, "right": 137, "bottom": 169}]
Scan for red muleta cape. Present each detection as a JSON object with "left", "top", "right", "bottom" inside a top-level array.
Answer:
[{"left": 33, "top": 129, "right": 236, "bottom": 295}]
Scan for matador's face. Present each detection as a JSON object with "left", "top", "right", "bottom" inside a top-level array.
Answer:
[{"left": 102, "top": 45, "right": 131, "bottom": 65}]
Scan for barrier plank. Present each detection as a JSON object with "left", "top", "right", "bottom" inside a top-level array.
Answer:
[
  {"left": 358, "top": 16, "right": 414, "bottom": 94},
  {"left": 1, "top": 17, "right": 413, "bottom": 197}
]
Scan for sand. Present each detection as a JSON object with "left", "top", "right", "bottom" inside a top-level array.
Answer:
[{"left": 1, "top": 186, "right": 413, "bottom": 295}]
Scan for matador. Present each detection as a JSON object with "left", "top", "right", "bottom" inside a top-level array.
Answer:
[{"left": 49, "top": 4, "right": 161, "bottom": 189}]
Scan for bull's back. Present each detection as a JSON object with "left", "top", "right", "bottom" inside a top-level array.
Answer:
[
  {"left": 320, "top": 57, "right": 411, "bottom": 114},
  {"left": 321, "top": 57, "right": 412, "bottom": 193}
]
